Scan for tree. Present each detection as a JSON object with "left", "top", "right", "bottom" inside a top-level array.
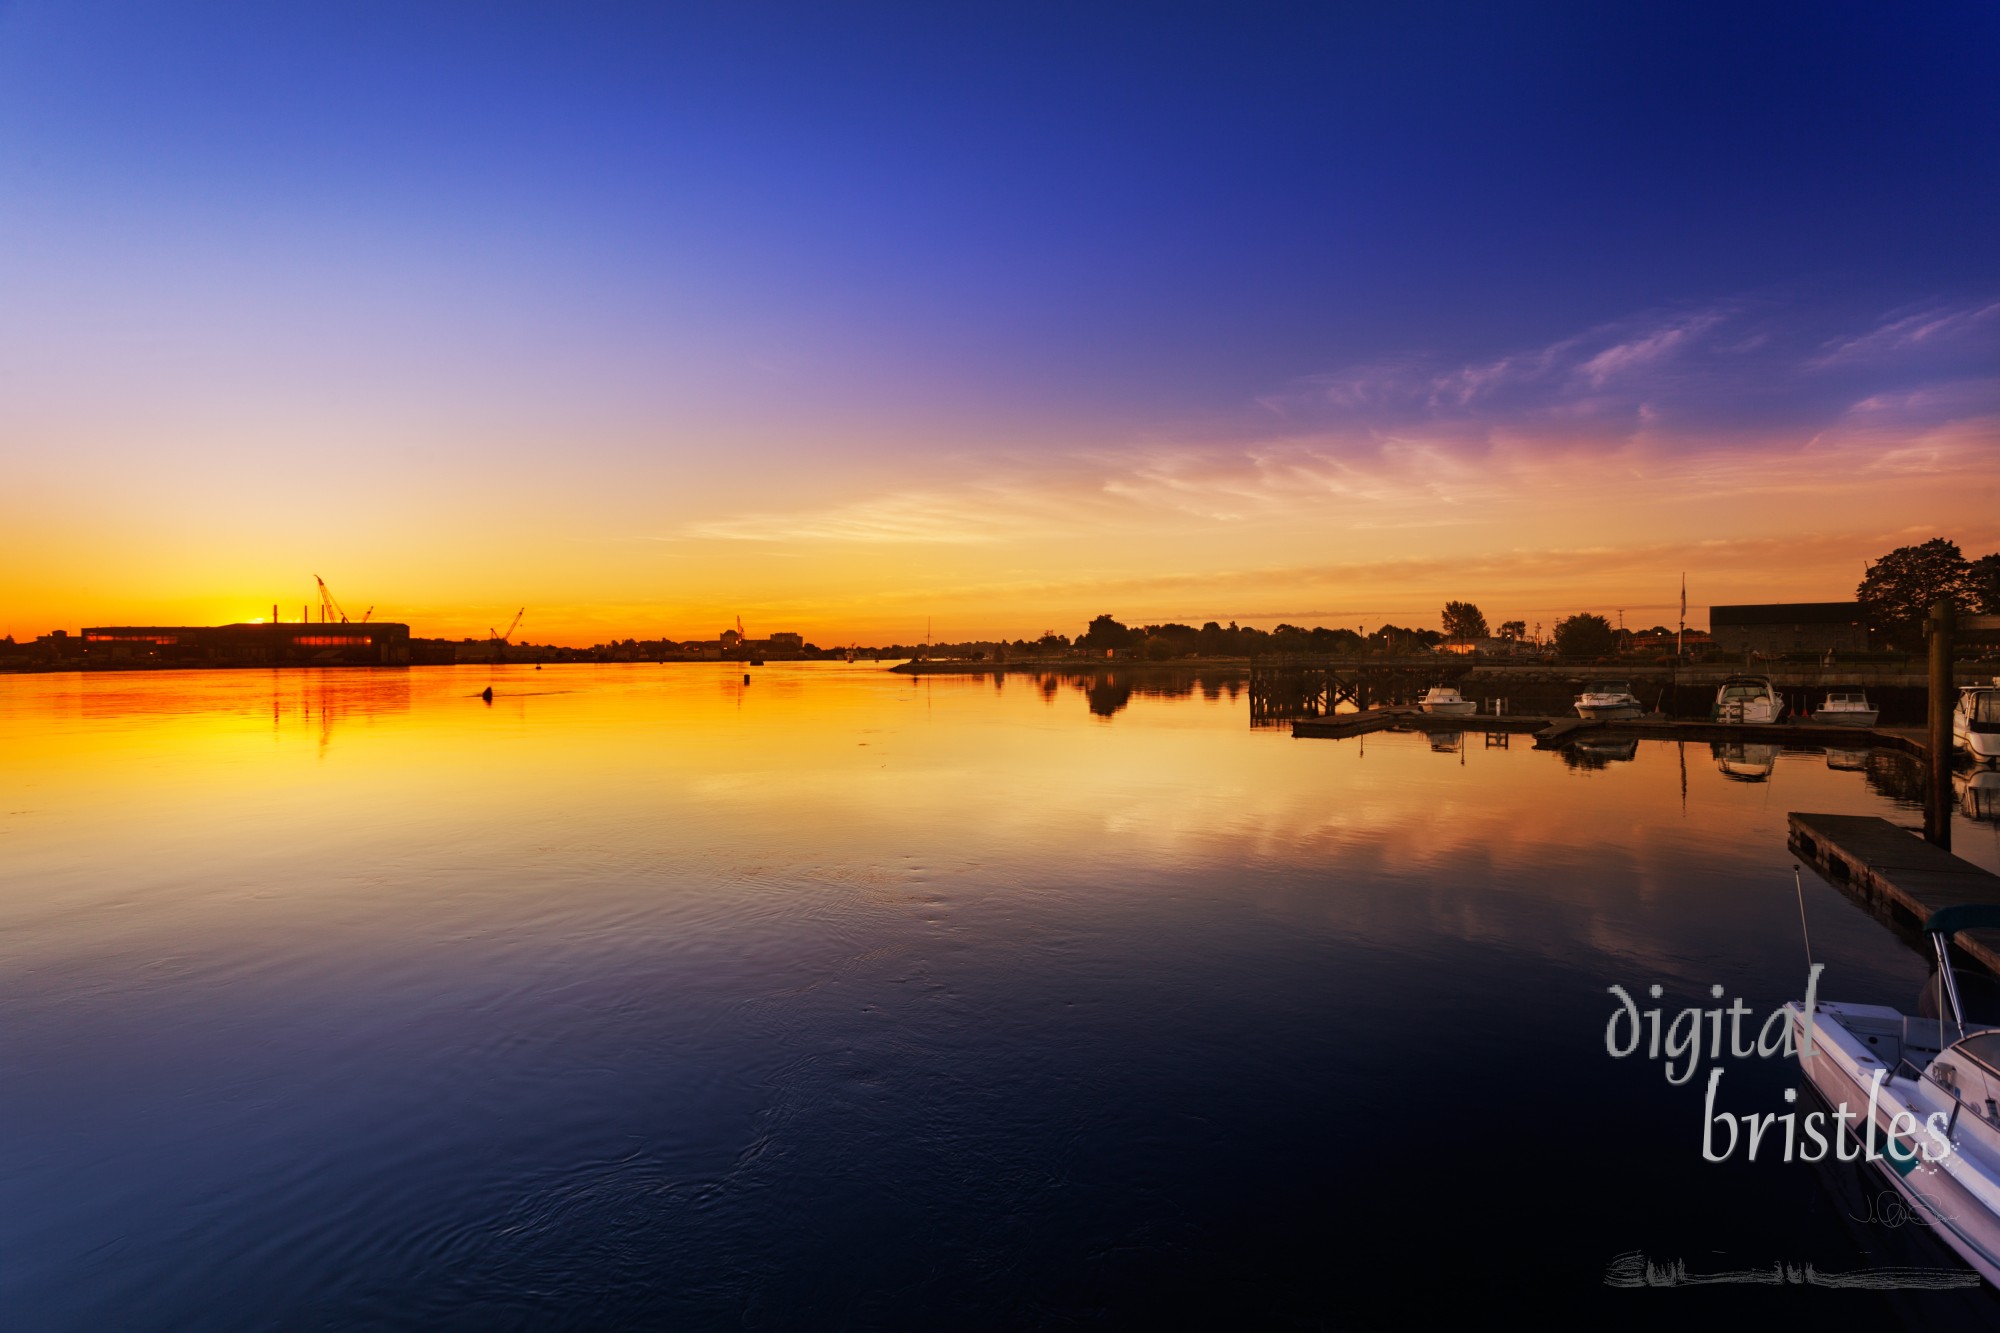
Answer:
[
  {"left": 1078, "top": 614, "right": 1135, "bottom": 651},
  {"left": 1972, "top": 553, "right": 2000, "bottom": 615},
  {"left": 1857, "top": 538, "right": 1974, "bottom": 650},
  {"left": 1442, "top": 601, "right": 1488, "bottom": 640},
  {"left": 1553, "top": 613, "right": 1617, "bottom": 659},
  {"left": 1498, "top": 620, "right": 1527, "bottom": 641}
]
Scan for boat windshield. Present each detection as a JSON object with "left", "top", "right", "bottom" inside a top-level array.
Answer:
[
  {"left": 1972, "top": 692, "right": 2000, "bottom": 724},
  {"left": 1951, "top": 1030, "right": 2000, "bottom": 1080}
]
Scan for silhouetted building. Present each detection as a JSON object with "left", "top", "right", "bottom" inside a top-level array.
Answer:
[
  {"left": 1709, "top": 602, "right": 1866, "bottom": 655},
  {"left": 80, "top": 623, "right": 411, "bottom": 666}
]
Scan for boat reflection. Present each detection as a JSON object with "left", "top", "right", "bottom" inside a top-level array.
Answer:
[
  {"left": 1563, "top": 737, "right": 1639, "bottom": 771},
  {"left": 1824, "top": 746, "right": 1870, "bottom": 773},
  {"left": 1712, "top": 741, "right": 1779, "bottom": 783},
  {"left": 1428, "top": 730, "right": 1465, "bottom": 755},
  {"left": 1959, "top": 767, "right": 2000, "bottom": 823}
]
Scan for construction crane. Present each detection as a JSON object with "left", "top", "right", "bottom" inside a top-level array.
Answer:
[
  {"left": 489, "top": 608, "right": 524, "bottom": 663},
  {"left": 314, "top": 574, "right": 354, "bottom": 624}
]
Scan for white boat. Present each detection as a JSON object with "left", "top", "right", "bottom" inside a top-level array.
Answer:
[
  {"left": 1787, "top": 906, "right": 2000, "bottom": 1287},
  {"left": 1712, "top": 675, "right": 1784, "bottom": 725},
  {"left": 1957, "top": 680, "right": 2000, "bottom": 763},
  {"left": 1573, "top": 680, "right": 1643, "bottom": 720},
  {"left": 1812, "top": 691, "right": 1878, "bottom": 727},
  {"left": 1418, "top": 685, "right": 1477, "bottom": 716}
]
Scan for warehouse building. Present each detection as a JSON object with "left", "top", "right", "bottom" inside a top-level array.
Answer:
[
  {"left": 81, "top": 622, "right": 412, "bottom": 666},
  {"left": 1708, "top": 602, "right": 1868, "bottom": 655}
]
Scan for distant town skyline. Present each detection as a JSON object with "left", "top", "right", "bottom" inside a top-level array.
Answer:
[{"left": 3, "top": 4, "right": 1996, "bottom": 646}]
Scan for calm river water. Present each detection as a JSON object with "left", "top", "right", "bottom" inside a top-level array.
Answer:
[{"left": 5, "top": 664, "right": 2000, "bottom": 1328}]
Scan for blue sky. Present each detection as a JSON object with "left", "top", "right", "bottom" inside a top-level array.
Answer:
[{"left": 3, "top": 1, "right": 1997, "bottom": 639}]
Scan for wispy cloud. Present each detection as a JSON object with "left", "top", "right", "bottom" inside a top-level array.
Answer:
[
  {"left": 1576, "top": 311, "right": 1726, "bottom": 387},
  {"left": 1812, "top": 299, "right": 2000, "bottom": 366}
]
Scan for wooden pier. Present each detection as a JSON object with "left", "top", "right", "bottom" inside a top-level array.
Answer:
[{"left": 1788, "top": 813, "right": 2000, "bottom": 973}]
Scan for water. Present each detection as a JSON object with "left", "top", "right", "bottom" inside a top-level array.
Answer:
[{"left": 4, "top": 664, "right": 1999, "bottom": 1328}]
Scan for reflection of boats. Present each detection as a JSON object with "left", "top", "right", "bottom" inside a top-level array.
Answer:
[
  {"left": 1812, "top": 691, "right": 1879, "bottom": 727},
  {"left": 1825, "top": 747, "right": 1869, "bottom": 772},
  {"left": 1428, "top": 730, "right": 1465, "bottom": 754},
  {"left": 1788, "top": 906, "right": 2000, "bottom": 1288},
  {"left": 1418, "top": 685, "right": 1477, "bottom": 716},
  {"left": 1960, "top": 768, "right": 2000, "bottom": 822},
  {"left": 1712, "top": 741, "right": 1777, "bottom": 782},
  {"left": 1957, "top": 680, "right": 2000, "bottom": 763},
  {"left": 1712, "top": 676, "right": 1784, "bottom": 725},
  {"left": 1573, "top": 738, "right": 1638, "bottom": 763},
  {"left": 1573, "top": 680, "right": 1643, "bottom": 720}
]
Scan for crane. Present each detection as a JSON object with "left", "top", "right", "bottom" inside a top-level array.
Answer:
[
  {"left": 489, "top": 608, "right": 524, "bottom": 663},
  {"left": 314, "top": 574, "right": 353, "bottom": 624}
]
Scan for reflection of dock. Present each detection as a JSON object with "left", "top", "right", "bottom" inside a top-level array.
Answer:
[
  {"left": 1291, "top": 707, "right": 1547, "bottom": 738},
  {"left": 1788, "top": 813, "right": 2000, "bottom": 973},
  {"left": 1290, "top": 711, "right": 1931, "bottom": 755}
]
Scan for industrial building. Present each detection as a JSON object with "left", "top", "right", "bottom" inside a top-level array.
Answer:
[
  {"left": 80, "top": 622, "right": 412, "bottom": 667},
  {"left": 1708, "top": 602, "right": 1868, "bottom": 655}
]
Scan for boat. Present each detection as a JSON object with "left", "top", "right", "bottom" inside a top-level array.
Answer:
[
  {"left": 1712, "top": 676, "right": 1784, "bottom": 725},
  {"left": 1418, "top": 685, "right": 1477, "bottom": 716},
  {"left": 1573, "top": 680, "right": 1643, "bottom": 720},
  {"left": 1812, "top": 690, "right": 1879, "bottom": 727},
  {"left": 1787, "top": 905, "right": 2000, "bottom": 1287},
  {"left": 1957, "top": 680, "right": 2000, "bottom": 763}
]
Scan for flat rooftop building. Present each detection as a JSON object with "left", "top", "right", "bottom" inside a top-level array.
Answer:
[
  {"left": 81, "top": 622, "right": 411, "bottom": 667},
  {"left": 1708, "top": 602, "right": 1867, "bottom": 654}
]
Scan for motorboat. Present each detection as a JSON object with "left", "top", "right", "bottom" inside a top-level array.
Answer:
[
  {"left": 1787, "top": 905, "right": 2000, "bottom": 1287},
  {"left": 1712, "top": 741, "right": 1777, "bottom": 782},
  {"left": 1418, "top": 685, "right": 1477, "bottom": 716},
  {"left": 1812, "top": 691, "right": 1879, "bottom": 727},
  {"left": 1573, "top": 680, "right": 1643, "bottom": 720},
  {"left": 1957, "top": 680, "right": 2000, "bottom": 763},
  {"left": 1712, "top": 676, "right": 1784, "bottom": 725}
]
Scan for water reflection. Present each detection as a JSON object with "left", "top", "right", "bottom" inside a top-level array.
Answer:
[
  {"left": 2, "top": 663, "right": 1995, "bottom": 1327},
  {"left": 1961, "top": 767, "right": 2000, "bottom": 823},
  {"left": 1712, "top": 741, "right": 1779, "bottom": 783},
  {"left": 1564, "top": 737, "right": 1639, "bottom": 770}
]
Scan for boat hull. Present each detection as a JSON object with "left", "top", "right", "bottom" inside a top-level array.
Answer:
[
  {"left": 1813, "top": 709, "right": 1879, "bottom": 727},
  {"left": 1574, "top": 703, "right": 1641, "bottom": 720},
  {"left": 1420, "top": 700, "right": 1477, "bottom": 716},
  {"left": 1959, "top": 722, "right": 2000, "bottom": 763},
  {"left": 1790, "top": 1002, "right": 2000, "bottom": 1287}
]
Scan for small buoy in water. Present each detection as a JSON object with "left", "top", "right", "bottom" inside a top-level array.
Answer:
[
  {"left": 743, "top": 673, "right": 751, "bottom": 685},
  {"left": 481, "top": 687, "right": 493, "bottom": 702}
]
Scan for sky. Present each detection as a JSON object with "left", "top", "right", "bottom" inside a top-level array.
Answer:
[{"left": 2, "top": 1, "right": 1997, "bottom": 645}]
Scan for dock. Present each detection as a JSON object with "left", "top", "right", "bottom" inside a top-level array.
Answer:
[{"left": 1788, "top": 813, "right": 2000, "bottom": 973}]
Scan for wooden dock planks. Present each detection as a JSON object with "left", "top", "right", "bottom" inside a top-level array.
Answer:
[{"left": 1789, "top": 812, "right": 2000, "bottom": 973}]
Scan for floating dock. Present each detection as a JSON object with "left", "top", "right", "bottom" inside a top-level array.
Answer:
[{"left": 1789, "top": 813, "right": 2000, "bottom": 972}]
